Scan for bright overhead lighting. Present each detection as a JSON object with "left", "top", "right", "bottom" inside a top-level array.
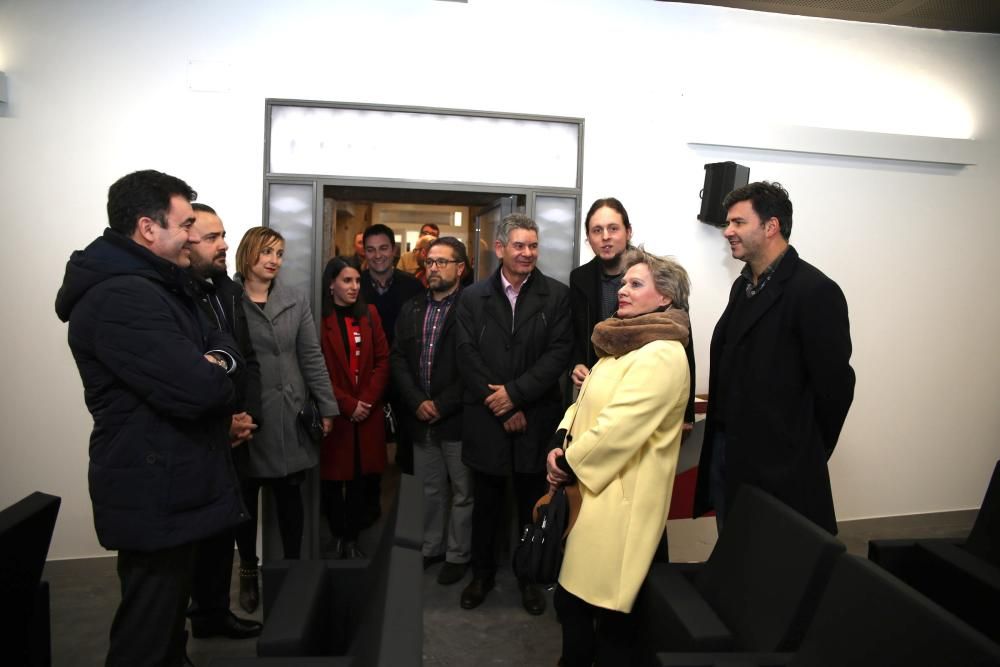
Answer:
[{"left": 454, "top": 211, "right": 463, "bottom": 227}]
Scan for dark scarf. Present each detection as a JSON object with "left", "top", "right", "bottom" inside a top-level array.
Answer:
[{"left": 591, "top": 308, "right": 690, "bottom": 359}]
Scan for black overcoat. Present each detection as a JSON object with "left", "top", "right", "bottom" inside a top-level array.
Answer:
[
  {"left": 456, "top": 268, "right": 573, "bottom": 475},
  {"left": 694, "top": 246, "right": 855, "bottom": 533}
]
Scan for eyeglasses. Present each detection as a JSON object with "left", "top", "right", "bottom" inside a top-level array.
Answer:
[{"left": 423, "top": 258, "right": 460, "bottom": 269}]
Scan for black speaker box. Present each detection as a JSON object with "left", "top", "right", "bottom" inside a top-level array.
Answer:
[{"left": 698, "top": 161, "right": 750, "bottom": 227}]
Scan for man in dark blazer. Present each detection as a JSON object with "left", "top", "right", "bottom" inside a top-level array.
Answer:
[
  {"left": 694, "top": 181, "right": 855, "bottom": 534},
  {"left": 569, "top": 197, "right": 697, "bottom": 426},
  {"left": 391, "top": 237, "right": 472, "bottom": 586},
  {"left": 456, "top": 213, "right": 573, "bottom": 615},
  {"left": 186, "top": 203, "right": 263, "bottom": 638}
]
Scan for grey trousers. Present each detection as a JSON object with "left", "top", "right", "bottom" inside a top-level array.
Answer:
[{"left": 414, "top": 431, "right": 473, "bottom": 564}]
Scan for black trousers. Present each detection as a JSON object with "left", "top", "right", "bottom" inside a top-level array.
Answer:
[
  {"left": 189, "top": 527, "right": 237, "bottom": 620},
  {"left": 470, "top": 468, "right": 546, "bottom": 580},
  {"left": 554, "top": 584, "right": 637, "bottom": 667},
  {"left": 107, "top": 542, "right": 196, "bottom": 667},
  {"left": 322, "top": 479, "right": 367, "bottom": 541},
  {"left": 242, "top": 474, "right": 305, "bottom": 559}
]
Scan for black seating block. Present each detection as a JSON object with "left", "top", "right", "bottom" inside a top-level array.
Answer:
[
  {"left": 790, "top": 555, "right": 1000, "bottom": 667},
  {"left": 0, "top": 491, "right": 61, "bottom": 667}
]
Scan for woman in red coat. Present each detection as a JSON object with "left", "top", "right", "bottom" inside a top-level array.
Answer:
[{"left": 320, "top": 257, "right": 390, "bottom": 558}]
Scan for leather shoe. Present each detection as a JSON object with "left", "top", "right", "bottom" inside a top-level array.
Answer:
[
  {"left": 460, "top": 576, "right": 494, "bottom": 609},
  {"left": 190, "top": 611, "right": 262, "bottom": 639},
  {"left": 437, "top": 561, "right": 468, "bottom": 585},
  {"left": 520, "top": 582, "right": 546, "bottom": 616}
]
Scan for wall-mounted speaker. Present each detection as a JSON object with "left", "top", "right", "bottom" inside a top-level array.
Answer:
[{"left": 698, "top": 161, "right": 749, "bottom": 227}]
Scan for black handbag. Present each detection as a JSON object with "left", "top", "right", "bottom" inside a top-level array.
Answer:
[
  {"left": 298, "top": 396, "right": 323, "bottom": 442},
  {"left": 512, "top": 486, "right": 570, "bottom": 586}
]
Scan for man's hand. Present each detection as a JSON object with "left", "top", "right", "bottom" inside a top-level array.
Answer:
[
  {"left": 570, "top": 364, "right": 590, "bottom": 388},
  {"left": 503, "top": 410, "right": 527, "bottom": 434},
  {"left": 416, "top": 400, "right": 440, "bottom": 423},
  {"left": 229, "top": 412, "right": 257, "bottom": 447},
  {"left": 546, "top": 447, "right": 568, "bottom": 491},
  {"left": 352, "top": 401, "right": 372, "bottom": 423},
  {"left": 485, "top": 384, "right": 514, "bottom": 416}
]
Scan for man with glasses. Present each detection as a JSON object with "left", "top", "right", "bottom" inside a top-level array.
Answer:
[{"left": 390, "top": 238, "right": 472, "bottom": 584}]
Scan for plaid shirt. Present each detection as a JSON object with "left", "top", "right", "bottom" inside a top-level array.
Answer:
[
  {"left": 418, "top": 290, "right": 458, "bottom": 393},
  {"left": 741, "top": 249, "right": 788, "bottom": 299}
]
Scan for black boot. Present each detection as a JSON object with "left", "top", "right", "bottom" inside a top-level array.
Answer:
[{"left": 239, "top": 561, "right": 259, "bottom": 614}]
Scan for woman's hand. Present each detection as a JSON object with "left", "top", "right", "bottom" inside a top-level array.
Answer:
[
  {"left": 570, "top": 364, "right": 590, "bottom": 388},
  {"left": 321, "top": 417, "right": 334, "bottom": 436},
  {"left": 546, "top": 447, "right": 569, "bottom": 491},
  {"left": 351, "top": 401, "right": 372, "bottom": 422}
]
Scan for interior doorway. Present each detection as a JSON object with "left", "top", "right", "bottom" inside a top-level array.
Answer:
[{"left": 321, "top": 185, "right": 526, "bottom": 282}]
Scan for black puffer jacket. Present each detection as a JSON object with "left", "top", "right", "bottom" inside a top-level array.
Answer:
[
  {"left": 55, "top": 229, "right": 247, "bottom": 551},
  {"left": 456, "top": 268, "right": 573, "bottom": 475}
]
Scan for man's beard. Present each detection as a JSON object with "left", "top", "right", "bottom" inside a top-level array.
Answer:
[
  {"left": 191, "top": 256, "right": 227, "bottom": 281},
  {"left": 429, "top": 275, "right": 457, "bottom": 293}
]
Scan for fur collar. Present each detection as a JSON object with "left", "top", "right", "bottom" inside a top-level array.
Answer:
[{"left": 591, "top": 309, "right": 690, "bottom": 358}]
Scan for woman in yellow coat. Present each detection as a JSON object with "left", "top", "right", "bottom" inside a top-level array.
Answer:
[{"left": 547, "top": 247, "right": 691, "bottom": 667}]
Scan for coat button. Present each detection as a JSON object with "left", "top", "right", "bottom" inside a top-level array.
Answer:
[
  {"left": 276, "top": 384, "right": 283, "bottom": 390},
  {"left": 146, "top": 454, "right": 156, "bottom": 464}
]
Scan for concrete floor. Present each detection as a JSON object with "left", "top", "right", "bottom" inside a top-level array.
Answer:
[{"left": 41, "top": 468, "right": 976, "bottom": 666}]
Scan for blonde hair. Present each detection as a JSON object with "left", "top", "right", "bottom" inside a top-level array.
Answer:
[
  {"left": 623, "top": 246, "right": 690, "bottom": 311},
  {"left": 235, "top": 226, "right": 285, "bottom": 279}
]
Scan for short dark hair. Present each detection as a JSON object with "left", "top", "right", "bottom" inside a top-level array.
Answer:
[
  {"left": 584, "top": 197, "right": 631, "bottom": 234},
  {"left": 428, "top": 237, "right": 469, "bottom": 268},
  {"left": 322, "top": 256, "right": 367, "bottom": 319},
  {"left": 722, "top": 181, "right": 793, "bottom": 240},
  {"left": 420, "top": 223, "right": 440, "bottom": 236},
  {"left": 192, "top": 202, "right": 217, "bottom": 215},
  {"left": 363, "top": 224, "right": 395, "bottom": 248},
  {"left": 107, "top": 170, "right": 197, "bottom": 236}
]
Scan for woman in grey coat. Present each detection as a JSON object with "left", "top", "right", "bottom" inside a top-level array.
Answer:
[{"left": 234, "top": 227, "right": 338, "bottom": 609}]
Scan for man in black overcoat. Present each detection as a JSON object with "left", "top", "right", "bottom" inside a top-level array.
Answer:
[
  {"left": 455, "top": 213, "right": 573, "bottom": 615},
  {"left": 694, "top": 181, "right": 855, "bottom": 534}
]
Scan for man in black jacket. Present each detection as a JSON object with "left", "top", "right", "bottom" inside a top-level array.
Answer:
[
  {"left": 694, "top": 182, "right": 855, "bottom": 534},
  {"left": 390, "top": 237, "right": 472, "bottom": 586},
  {"left": 55, "top": 170, "right": 246, "bottom": 666},
  {"left": 570, "top": 197, "right": 696, "bottom": 426},
  {"left": 456, "top": 213, "right": 573, "bottom": 615},
  {"left": 360, "top": 223, "right": 424, "bottom": 518},
  {"left": 185, "top": 203, "right": 263, "bottom": 638}
]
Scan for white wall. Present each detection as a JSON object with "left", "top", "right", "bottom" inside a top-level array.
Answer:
[{"left": 1, "top": 0, "right": 998, "bottom": 559}]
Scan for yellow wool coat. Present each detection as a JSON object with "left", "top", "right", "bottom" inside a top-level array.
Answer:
[{"left": 558, "top": 338, "right": 690, "bottom": 613}]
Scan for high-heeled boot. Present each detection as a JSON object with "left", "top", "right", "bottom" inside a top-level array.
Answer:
[{"left": 239, "top": 560, "right": 260, "bottom": 614}]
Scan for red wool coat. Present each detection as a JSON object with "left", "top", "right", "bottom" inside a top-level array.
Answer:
[{"left": 320, "top": 305, "right": 390, "bottom": 481}]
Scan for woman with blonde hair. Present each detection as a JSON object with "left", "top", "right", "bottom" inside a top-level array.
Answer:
[
  {"left": 233, "top": 227, "right": 338, "bottom": 609},
  {"left": 547, "top": 247, "right": 692, "bottom": 667}
]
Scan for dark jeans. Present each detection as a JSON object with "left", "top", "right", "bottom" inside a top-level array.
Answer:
[
  {"left": 242, "top": 474, "right": 305, "bottom": 560},
  {"left": 554, "top": 584, "right": 636, "bottom": 667},
  {"left": 107, "top": 542, "right": 196, "bottom": 667},
  {"left": 322, "top": 479, "right": 367, "bottom": 541},
  {"left": 470, "top": 468, "right": 546, "bottom": 580}
]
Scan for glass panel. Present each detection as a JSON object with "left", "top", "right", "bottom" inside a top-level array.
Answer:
[
  {"left": 534, "top": 195, "right": 577, "bottom": 286},
  {"left": 270, "top": 105, "right": 579, "bottom": 188},
  {"left": 474, "top": 196, "right": 514, "bottom": 281},
  {"left": 267, "top": 183, "right": 315, "bottom": 304}
]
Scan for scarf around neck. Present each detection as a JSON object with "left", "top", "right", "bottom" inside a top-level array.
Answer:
[{"left": 591, "top": 308, "right": 690, "bottom": 359}]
